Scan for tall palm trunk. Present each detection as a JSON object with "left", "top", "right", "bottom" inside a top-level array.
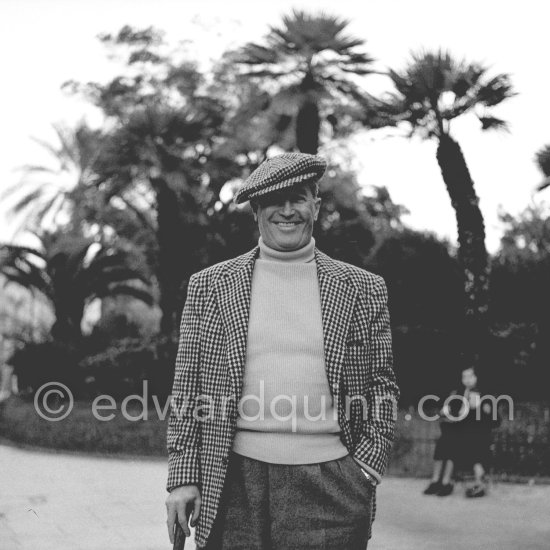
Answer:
[
  {"left": 296, "top": 99, "right": 320, "bottom": 154},
  {"left": 436, "top": 134, "right": 490, "bottom": 368},
  {"left": 50, "top": 264, "right": 85, "bottom": 343},
  {"left": 151, "top": 176, "right": 184, "bottom": 337},
  {"left": 51, "top": 309, "right": 83, "bottom": 343},
  {"left": 296, "top": 73, "right": 320, "bottom": 154}
]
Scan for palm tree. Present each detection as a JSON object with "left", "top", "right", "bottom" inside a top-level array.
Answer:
[
  {"left": 535, "top": 144, "right": 550, "bottom": 191},
  {"left": 0, "top": 245, "right": 51, "bottom": 343},
  {"left": 93, "top": 101, "right": 228, "bottom": 335},
  {"left": 1, "top": 122, "right": 155, "bottom": 242},
  {"left": 0, "top": 237, "right": 154, "bottom": 343},
  {"left": 1, "top": 123, "right": 101, "bottom": 240},
  {"left": 64, "top": 26, "right": 243, "bottom": 336},
  {"left": 381, "top": 49, "right": 515, "bottom": 368},
  {"left": 233, "top": 9, "right": 375, "bottom": 154}
]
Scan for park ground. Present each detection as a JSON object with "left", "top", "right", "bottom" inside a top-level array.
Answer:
[{"left": 1, "top": 442, "right": 549, "bottom": 550}]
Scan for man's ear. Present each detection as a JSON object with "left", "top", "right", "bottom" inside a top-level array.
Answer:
[{"left": 314, "top": 197, "right": 321, "bottom": 221}]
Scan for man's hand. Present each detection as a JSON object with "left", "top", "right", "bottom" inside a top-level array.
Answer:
[{"left": 166, "top": 485, "right": 201, "bottom": 543}]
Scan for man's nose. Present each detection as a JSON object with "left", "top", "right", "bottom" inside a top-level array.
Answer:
[{"left": 281, "top": 200, "right": 294, "bottom": 215}]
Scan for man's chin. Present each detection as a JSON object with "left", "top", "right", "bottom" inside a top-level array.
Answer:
[{"left": 268, "top": 236, "right": 309, "bottom": 251}]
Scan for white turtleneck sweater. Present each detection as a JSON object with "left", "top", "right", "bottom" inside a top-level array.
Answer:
[{"left": 231, "top": 236, "right": 349, "bottom": 464}]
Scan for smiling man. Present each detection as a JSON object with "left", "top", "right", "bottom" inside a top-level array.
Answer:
[
  {"left": 165, "top": 153, "right": 400, "bottom": 549},
  {"left": 252, "top": 183, "right": 320, "bottom": 250}
]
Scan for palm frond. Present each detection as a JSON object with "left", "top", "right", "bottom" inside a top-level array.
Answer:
[
  {"left": 52, "top": 123, "right": 81, "bottom": 167},
  {"left": 535, "top": 144, "right": 550, "bottom": 177},
  {"left": 0, "top": 244, "right": 51, "bottom": 295},
  {"left": 0, "top": 178, "right": 39, "bottom": 202},
  {"left": 15, "top": 164, "right": 58, "bottom": 175},
  {"left": 9, "top": 189, "right": 48, "bottom": 214},
  {"left": 478, "top": 115, "right": 509, "bottom": 132},
  {"left": 30, "top": 136, "right": 63, "bottom": 163},
  {"left": 273, "top": 9, "right": 362, "bottom": 54},
  {"left": 385, "top": 49, "right": 515, "bottom": 137},
  {"left": 236, "top": 43, "right": 280, "bottom": 65},
  {"left": 475, "top": 73, "right": 516, "bottom": 107},
  {"left": 6, "top": 121, "right": 104, "bottom": 237},
  {"left": 238, "top": 69, "right": 291, "bottom": 79},
  {"left": 32, "top": 193, "right": 69, "bottom": 228},
  {"left": 238, "top": 9, "right": 371, "bottom": 77}
]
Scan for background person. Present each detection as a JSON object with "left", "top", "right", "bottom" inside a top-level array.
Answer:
[
  {"left": 423, "top": 367, "right": 495, "bottom": 498},
  {"left": 454, "top": 367, "right": 495, "bottom": 497},
  {"left": 423, "top": 384, "right": 465, "bottom": 497}
]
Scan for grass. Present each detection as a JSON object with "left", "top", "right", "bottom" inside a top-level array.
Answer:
[
  {"left": 0, "top": 395, "right": 167, "bottom": 457},
  {"left": 1, "top": 396, "right": 549, "bottom": 482}
]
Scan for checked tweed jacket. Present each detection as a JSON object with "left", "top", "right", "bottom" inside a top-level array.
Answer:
[{"left": 166, "top": 244, "right": 400, "bottom": 548}]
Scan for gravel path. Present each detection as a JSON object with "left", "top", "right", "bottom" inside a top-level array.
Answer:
[{"left": 1, "top": 443, "right": 548, "bottom": 549}]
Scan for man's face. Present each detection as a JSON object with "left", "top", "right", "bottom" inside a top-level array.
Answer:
[{"left": 252, "top": 184, "right": 321, "bottom": 251}]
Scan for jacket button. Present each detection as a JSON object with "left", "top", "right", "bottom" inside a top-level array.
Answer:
[{"left": 221, "top": 456, "right": 229, "bottom": 466}]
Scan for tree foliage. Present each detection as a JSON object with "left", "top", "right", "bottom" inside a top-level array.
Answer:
[
  {"left": 231, "top": 9, "right": 377, "bottom": 153},
  {"left": 379, "top": 49, "right": 516, "bottom": 371},
  {"left": 64, "top": 26, "right": 243, "bottom": 334},
  {"left": 0, "top": 235, "right": 153, "bottom": 343},
  {"left": 381, "top": 49, "right": 516, "bottom": 138}
]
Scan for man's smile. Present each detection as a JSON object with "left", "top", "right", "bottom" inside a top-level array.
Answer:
[{"left": 272, "top": 220, "right": 302, "bottom": 229}]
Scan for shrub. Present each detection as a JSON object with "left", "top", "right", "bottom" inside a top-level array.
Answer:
[
  {"left": 78, "top": 334, "right": 177, "bottom": 401},
  {"left": 11, "top": 340, "right": 84, "bottom": 397},
  {"left": 9, "top": 333, "right": 178, "bottom": 403}
]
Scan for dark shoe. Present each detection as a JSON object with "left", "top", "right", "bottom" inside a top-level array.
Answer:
[
  {"left": 423, "top": 481, "right": 441, "bottom": 495},
  {"left": 437, "top": 483, "right": 454, "bottom": 496},
  {"left": 465, "top": 484, "right": 486, "bottom": 498}
]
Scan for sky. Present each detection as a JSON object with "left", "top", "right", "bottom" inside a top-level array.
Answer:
[{"left": 1, "top": 0, "right": 549, "bottom": 252}]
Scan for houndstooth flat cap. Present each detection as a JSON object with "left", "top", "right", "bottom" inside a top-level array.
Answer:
[{"left": 233, "top": 152, "right": 327, "bottom": 204}]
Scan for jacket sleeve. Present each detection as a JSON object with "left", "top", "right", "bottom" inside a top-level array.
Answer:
[
  {"left": 166, "top": 273, "right": 203, "bottom": 492},
  {"left": 353, "top": 275, "right": 400, "bottom": 480}
]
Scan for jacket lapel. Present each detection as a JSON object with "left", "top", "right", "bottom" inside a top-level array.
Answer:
[
  {"left": 214, "top": 245, "right": 358, "bottom": 399},
  {"left": 315, "top": 248, "right": 359, "bottom": 392},
  {"left": 213, "top": 246, "right": 259, "bottom": 400}
]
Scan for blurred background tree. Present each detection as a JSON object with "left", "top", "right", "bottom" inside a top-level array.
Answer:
[
  {"left": 1, "top": 13, "right": 546, "bottom": 408},
  {"left": 231, "top": 10, "right": 376, "bottom": 154},
  {"left": 0, "top": 233, "right": 155, "bottom": 396},
  {"left": 64, "top": 26, "right": 244, "bottom": 335},
  {"left": 1, "top": 11, "right": 549, "bottom": 480},
  {"left": 313, "top": 162, "right": 406, "bottom": 265},
  {"left": 0, "top": 235, "right": 153, "bottom": 342},
  {"left": 489, "top": 203, "right": 550, "bottom": 399},
  {"left": 1, "top": 122, "right": 103, "bottom": 241},
  {"left": 379, "top": 49, "right": 516, "bottom": 372}
]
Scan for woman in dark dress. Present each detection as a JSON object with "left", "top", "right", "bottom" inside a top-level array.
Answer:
[
  {"left": 453, "top": 367, "right": 494, "bottom": 497},
  {"left": 423, "top": 386, "right": 463, "bottom": 496},
  {"left": 423, "top": 367, "right": 494, "bottom": 497}
]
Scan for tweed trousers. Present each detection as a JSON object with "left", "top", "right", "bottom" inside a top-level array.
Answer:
[{"left": 201, "top": 452, "right": 374, "bottom": 550}]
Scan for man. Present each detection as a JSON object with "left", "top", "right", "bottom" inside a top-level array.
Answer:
[{"left": 166, "top": 152, "right": 400, "bottom": 549}]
